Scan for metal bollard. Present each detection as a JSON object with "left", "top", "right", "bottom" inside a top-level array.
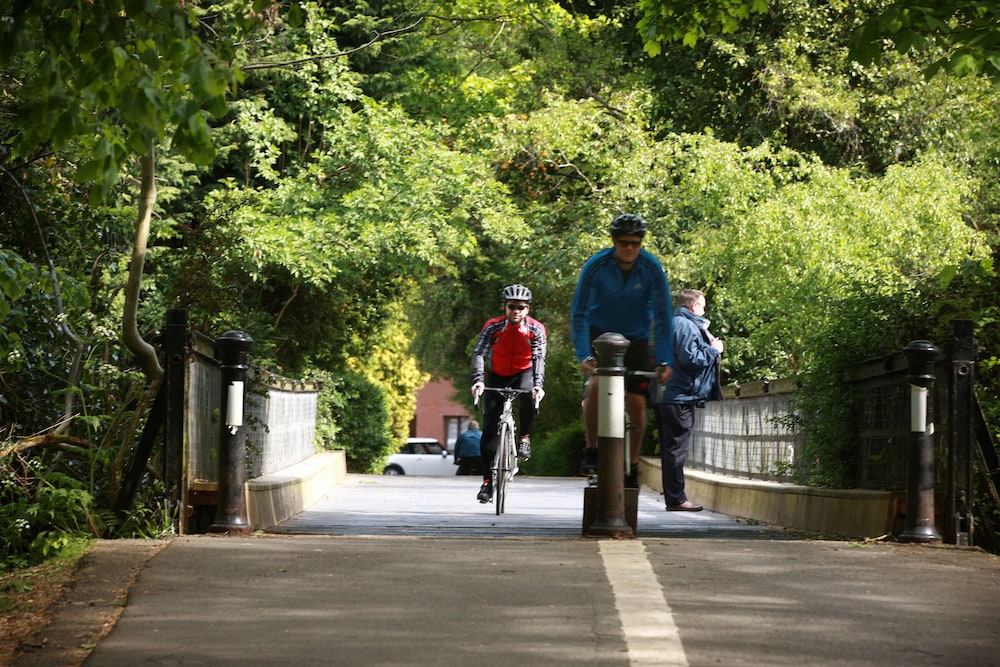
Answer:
[
  {"left": 899, "top": 340, "right": 942, "bottom": 544},
  {"left": 585, "top": 332, "right": 634, "bottom": 538},
  {"left": 210, "top": 330, "right": 254, "bottom": 534}
]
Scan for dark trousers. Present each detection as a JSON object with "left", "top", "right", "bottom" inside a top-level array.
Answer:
[
  {"left": 654, "top": 403, "right": 695, "bottom": 506},
  {"left": 480, "top": 370, "right": 535, "bottom": 479},
  {"left": 456, "top": 459, "right": 483, "bottom": 476}
]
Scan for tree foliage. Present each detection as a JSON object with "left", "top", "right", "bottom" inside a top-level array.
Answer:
[
  {"left": 849, "top": 0, "right": 1000, "bottom": 79},
  {"left": 637, "top": 0, "right": 769, "bottom": 51},
  {"left": 0, "top": 0, "right": 254, "bottom": 199},
  {"left": 638, "top": 0, "right": 1000, "bottom": 80}
]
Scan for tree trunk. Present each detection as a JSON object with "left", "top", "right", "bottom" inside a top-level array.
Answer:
[{"left": 122, "top": 149, "right": 164, "bottom": 384}]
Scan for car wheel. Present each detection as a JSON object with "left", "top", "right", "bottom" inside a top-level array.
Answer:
[{"left": 383, "top": 465, "right": 404, "bottom": 475}]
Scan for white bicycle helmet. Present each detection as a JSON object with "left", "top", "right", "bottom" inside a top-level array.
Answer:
[{"left": 501, "top": 284, "right": 532, "bottom": 302}]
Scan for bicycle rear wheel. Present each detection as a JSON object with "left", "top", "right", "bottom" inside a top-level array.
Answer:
[{"left": 495, "top": 420, "right": 514, "bottom": 515}]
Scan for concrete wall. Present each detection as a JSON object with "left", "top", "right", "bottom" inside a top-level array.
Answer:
[
  {"left": 246, "top": 451, "right": 347, "bottom": 530},
  {"left": 639, "top": 456, "right": 895, "bottom": 539}
]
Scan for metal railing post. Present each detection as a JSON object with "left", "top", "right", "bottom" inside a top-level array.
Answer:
[
  {"left": 210, "top": 330, "right": 254, "bottom": 534},
  {"left": 948, "top": 319, "right": 976, "bottom": 546},
  {"left": 585, "top": 332, "right": 634, "bottom": 538},
  {"left": 899, "top": 340, "right": 942, "bottom": 544},
  {"left": 163, "top": 308, "right": 187, "bottom": 533}
]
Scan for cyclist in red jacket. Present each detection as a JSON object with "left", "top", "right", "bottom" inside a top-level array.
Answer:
[{"left": 471, "top": 284, "right": 547, "bottom": 503}]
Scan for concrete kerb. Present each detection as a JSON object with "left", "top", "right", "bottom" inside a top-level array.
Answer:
[
  {"left": 638, "top": 456, "right": 895, "bottom": 538},
  {"left": 245, "top": 450, "right": 347, "bottom": 530}
]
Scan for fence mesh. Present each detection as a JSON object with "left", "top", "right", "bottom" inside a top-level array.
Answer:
[
  {"left": 185, "top": 348, "right": 318, "bottom": 485},
  {"left": 692, "top": 388, "right": 803, "bottom": 482}
]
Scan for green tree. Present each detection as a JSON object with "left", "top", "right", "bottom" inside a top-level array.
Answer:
[
  {"left": 850, "top": 0, "right": 1000, "bottom": 79},
  {"left": 637, "top": 0, "right": 1000, "bottom": 79},
  {"left": 0, "top": 0, "right": 261, "bottom": 387},
  {"left": 637, "top": 0, "right": 769, "bottom": 52}
]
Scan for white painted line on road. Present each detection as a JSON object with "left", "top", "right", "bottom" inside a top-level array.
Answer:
[{"left": 600, "top": 540, "right": 689, "bottom": 666}]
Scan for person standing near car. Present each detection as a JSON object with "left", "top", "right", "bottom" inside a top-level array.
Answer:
[
  {"left": 653, "top": 289, "right": 723, "bottom": 511},
  {"left": 571, "top": 213, "right": 674, "bottom": 487},
  {"left": 471, "top": 284, "right": 547, "bottom": 504},
  {"left": 453, "top": 420, "right": 483, "bottom": 476}
]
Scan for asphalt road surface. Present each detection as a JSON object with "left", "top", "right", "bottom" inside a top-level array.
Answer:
[{"left": 57, "top": 475, "right": 1000, "bottom": 666}]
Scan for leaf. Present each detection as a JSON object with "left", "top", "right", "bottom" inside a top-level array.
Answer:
[
  {"left": 172, "top": 112, "right": 216, "bottom": 164},
  {"left": 950, "top": 52, "right": 982, "bottom": 76}
]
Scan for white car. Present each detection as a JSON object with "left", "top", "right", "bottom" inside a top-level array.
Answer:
[{"left": 382, "top": 437, "right": 456, "bottom": 476}]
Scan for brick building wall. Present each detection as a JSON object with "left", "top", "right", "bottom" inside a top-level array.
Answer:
[{"left": 411, "top": 378, "right": 474, "bottom": 450}]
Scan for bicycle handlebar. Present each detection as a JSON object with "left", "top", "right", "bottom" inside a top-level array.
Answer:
[{"left": 474, "top": 386, "right": 540, "bottom": 410}]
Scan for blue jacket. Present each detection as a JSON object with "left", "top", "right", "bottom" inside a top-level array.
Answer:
[
  {"left": 657, "top": 306, "right": 723, "bottom": 404},
  {"left": 571, "top": 247, "right": 674, "bottom": 367},
  {"left": 454, "top": 429, "right": 482, "bottom": 460}
]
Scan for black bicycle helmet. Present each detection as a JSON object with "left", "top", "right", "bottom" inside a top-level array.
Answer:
[
  {"left": 609, "top": 213, "right": 648, "bottom": 237},
  {"left": 501, "top": 284, "right": 532, "bottom": 302}
]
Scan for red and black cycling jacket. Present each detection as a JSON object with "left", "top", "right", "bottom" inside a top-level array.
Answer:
[{"left": 471, "top": 316, "right": 547, "bottom": 385}]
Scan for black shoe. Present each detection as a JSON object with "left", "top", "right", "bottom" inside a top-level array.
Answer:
[
  {"left": 580, "top": 448, "right": 598, "bottom": 475},
  {"left": 477, "top": 481, "right": 493, "bottom": 503},
  {"left": 625, "top": 464, "right": 639, "bottom": 489}
]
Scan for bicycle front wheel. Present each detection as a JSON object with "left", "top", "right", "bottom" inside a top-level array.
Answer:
[{"left": 495, "top": 420, "right": 514, "bottom": 515}]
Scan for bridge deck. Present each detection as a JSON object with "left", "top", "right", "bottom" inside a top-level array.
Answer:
[{"left": 268, "top": 474, "right": 788, "bottom": 539}]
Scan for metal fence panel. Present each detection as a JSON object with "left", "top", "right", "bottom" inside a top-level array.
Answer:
[
  {"left": 186, "top": 349, "right": 221, "bottom": 484},
  {"left": 185, "top": 347, "right": 319, "bottom": 485},
  {"left": 690, "top": 382, "right": 804, "bottom": 482}
]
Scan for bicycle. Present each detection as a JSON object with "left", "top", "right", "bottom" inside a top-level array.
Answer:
[
  {"left": 475, "top": 387, "right": 535, "bottom": 515},
  {"left": 584, "top": 369, "right": 661, "bottom": 488}
]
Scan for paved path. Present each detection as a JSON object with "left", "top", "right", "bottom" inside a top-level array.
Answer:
[
  {"left": 269, "top": 474, "right": 782, "bottom": 539},
  {"left": 73, "top": 476, "right": 1000, "bottom": 667}
]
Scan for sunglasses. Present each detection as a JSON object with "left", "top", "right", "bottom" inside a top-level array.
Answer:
[
  {"left": 615, "top": 239, "right": 642, "bottom": 249},
  {"left": 506, "top": 304, "right": 528, "bottom": 311}
]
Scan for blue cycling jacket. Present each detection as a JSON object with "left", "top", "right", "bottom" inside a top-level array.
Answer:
[{"left": 571, "top": 247, "right": 673, "bottom": 367}]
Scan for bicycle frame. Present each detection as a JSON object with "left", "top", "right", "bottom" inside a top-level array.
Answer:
[{"left": 476, "top": 387, "right": 534, "bottom": 515}]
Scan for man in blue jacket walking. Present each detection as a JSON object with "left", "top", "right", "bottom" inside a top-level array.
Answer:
[{"left": 654, "top": 289, "right": 724, "bottom": 511}]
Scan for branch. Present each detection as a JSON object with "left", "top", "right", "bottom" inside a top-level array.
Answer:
[
  {"left": 122, "top": 150, "right": 164, "bottom": 384},
  {"left": 526, "top": 2, "right": 557, "bottom": 47},
  {"left": 455, "top": 20, "right": 510, "bottom": 87},
  {"left": 582, "top": 86, "right": 627, "bottom": 121},
  {"left": 0, "top": 433, "right": 92, "bottom": 458},
  {"left": 241, "top": 16, "right": 425, "bottom": 71},
  {"left": 273, "top": 282, "right": 300, "bottom": 330}
]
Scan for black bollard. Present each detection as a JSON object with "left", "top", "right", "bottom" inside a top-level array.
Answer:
[
  {"left": 584, "top": 333, "right": 634, "bottom": 538},
  {"left": 210, "top": 330, "right": 254, "bottom": 534},
  {"left": 899, "top": 340, "right": 942, "bottom": 544}
]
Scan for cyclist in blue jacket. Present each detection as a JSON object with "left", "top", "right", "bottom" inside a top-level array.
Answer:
[{"left": 571, "top": 214, "right": 673, "bottom": 486}]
